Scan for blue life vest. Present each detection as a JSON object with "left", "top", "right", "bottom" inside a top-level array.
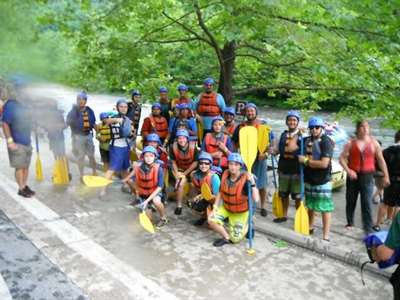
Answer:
[{"left": 364, "top": 231, "right": 400, "bottom": 268}]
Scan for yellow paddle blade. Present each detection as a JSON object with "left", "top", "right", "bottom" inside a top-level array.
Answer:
[
  {"left": 61, "top": 157, "right": 70, "bottom": 184},
  {"left": 164, "top": 171, "right": 169, "bottom": 187},
  {"left": 184, "top": 182, "right": 190, "bottom": 195},
  {"left": 197, "top": 120, "right": 203, "bottom": 144},
  {"left": 139, "top": 212, "right": 155, "bottom": 234},
  {"left": 294, "top": 201, "right": 309, "bottom": 235},
  {"left": 130, "top": 149, "right": 139, "bottom": 162},
  {"left": 83, "top": 175, "right": 113, "bottom": 187},
  {"left": 239, "top": 126, "right": 258, "bottom": 171},
  {"left": 136, "top": 136, "right": 143, "bottom": 151},
  {"left": 201, "top": 183, "right": 213, "bottom": 201},
  {"left": 257, "top": 124, "right": 270, "bottom": 154},
  {"left": 35, "top": 156, "right": 43, "bottom": 181},
  {"left": 272, "top": 191, "right": 284, "bottom": 218},
  {"left": 52, "top": 159, "right": 63, "bottom": 184}
]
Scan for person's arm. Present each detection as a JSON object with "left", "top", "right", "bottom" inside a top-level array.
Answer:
[
  {"left": 374, "top": 139, "right": 390, "bottom": 187},
  {"left": 339, "top": 141, "right": 357, "bottom": 179},
  {"left": 2, "top": 122, "right": 17, "bottom": 150},
  {"left": 144, "top": 186, "right": 162, "bottom": 204},
  {"left": 183, "top": 161, "right": 198, "bottom": 177},
  {"left": 247, "top": 173, "right": 259, "bottom": 203}
]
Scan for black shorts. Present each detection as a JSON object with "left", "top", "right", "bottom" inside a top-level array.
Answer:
[
  {"left": 383, "top": 181, "right": 400, "bottom": 207},
  {"left": 99, "top": 148, "right": 110, "bottom": 163}
]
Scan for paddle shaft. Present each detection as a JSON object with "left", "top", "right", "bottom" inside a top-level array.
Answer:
[
  {"left": 247, "top": 181, "right": 254, "bottom": 249},
  {"left": 271, "top": 155, "right": 278, "bottom": 189},
  {"left": 35, "top": 131, "right": 40, "bottom": 153},
  {"left": 300, "top": 135, "right": 305, "bottom": 200}
]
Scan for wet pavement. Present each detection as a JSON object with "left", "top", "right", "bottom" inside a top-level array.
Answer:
[{"left": 0, "top": 83, "right": 395, "bottom": 299}]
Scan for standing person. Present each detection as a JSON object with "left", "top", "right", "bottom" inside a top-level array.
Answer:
[
  {"left": 168, "top": 103, "right": 197, "bottom": 144},
  {"left": 46, "top": 103, "right": 68, "bottom": 160},
  {"left": 372, "top": 140, "right": 385, "bottom": 205},
  {"left": 2, "top": 86, "right": 34, "bottom": 197},
  {"left": 66, "top": 92, "right": 97, "bottom": 180},
  {"left": 103, "top": 99, "right": 132, "bottom": 181},
  {"left": 171, "top": 84, "right": 194, "bottom": 117},
  {"left": 169, "top": 129, "right": 199, "bottom": 215},
  {"left": 140, "top": 103, "right": 169, "bottom": 144},
  {"left": 208, "top": 153, "right": 259, "bottom": 247},
  {"left": 201, "top": 116, "right": 233, "bottom": 169},
  {"left": 127, "top": 90, "right": 142, "bottom": 134},
  {"left": 189, "top": 152, "right": 220, "bottom": 226},
  {"left": 339, "top": 120, "right": 390, "bottom": 234},
  {"left": 223, "top": 107, "right": 237, "bottom": 137},
  {"left": 273, "top": 110, "right": 302, "bottom": 223},
  {"left": 123, "top": 146, "right": 168, "bottom": 228},
  {"left": 159, "top": 87, "right": 171, "bottom": 123},
  {"left": 195, "top": 78, "right": 226, "bottom": 138},
  {"left": 298, "top": 117, "right": 334, "bottom": 241},
  {"left": 96, "top": 112, "right": 112, "bottom": 171},
  {"left": 374, "top": 131, "right": 400, "bottom": 231},
  {"left": 232, "top": 103, "right": 272, "bottom": 217}
]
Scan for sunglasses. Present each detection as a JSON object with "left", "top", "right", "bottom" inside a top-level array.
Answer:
[
  {"left": 309, "top": 126, "right": 322, "bottom": 130},
  {"left": 199, "top": 161, "right": 211, "bottom": 166}
]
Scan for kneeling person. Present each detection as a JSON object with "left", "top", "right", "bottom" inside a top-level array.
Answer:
[{"left": 208, "top": 153, "right": 259, "bottom": 247}]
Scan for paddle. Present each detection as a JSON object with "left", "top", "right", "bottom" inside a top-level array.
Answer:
[
  {"left": 201, "top": 183, "right": 213, "bottom": 201},
  {"left": 35, "top": 131, "right": 43, "bottom": 182},
  {"left": 239, "top": 126, "right": 258, "bottom": 255},
  {"left": 82, "top": 175, "right": 114, "bottom": 187},
  {"left": 294, "top": 135, "right": 310, "bottom": 235},
  {"left": 53, "top": 157, "right": 70, "bottom": 185},
  {"left": 257, "top": 124, "right": 270, "bottom": 154},
  {"left": 197, "top": 118, "right": 204, "bottom": 144},
  {"left": 138, "top": 199, "right": 155, "bottom": 234},
  {"left": 271, "top": 155, "right": 284, "bottom": 218}
]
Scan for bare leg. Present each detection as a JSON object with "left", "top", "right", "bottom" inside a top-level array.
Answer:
[
  {"left": 153, "top": 197, "right": 166, "bottom": 219},
  {"left": 176, "top": 176, "right": 187, "bottom": 208},
  {"left": 308, "top": 209, "right": 315, "bottom": 230},
  {"left": 208, "top": 218, "right": 230, "bottom": 240},
  {"left": 259, "top": 188, "right": 267, "bottom": 209},
  {"left": 89, "top": 156, "right": 97, "bottom": 176},
  {"left": 15, "top": 168, "right": 25, "bottom": 190},
  {"left": 376, "top": 203, "right": 388, "bottom": 226},
  {"left": 282, "top": 196, "right": 289, "bottom": 217},
  {"left": 322, "top": 212, "right": 331, "bottom": 240},
  {"left": 22, "top": 168, "right": 29, "bottom": 187}
]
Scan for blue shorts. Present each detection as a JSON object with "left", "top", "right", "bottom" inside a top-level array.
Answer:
[
  {"left": 252, "top": 158, "right": 268, "bottom": 189},
  {"left": 109, "top": 145, "right": 130, "bottom": 172}
]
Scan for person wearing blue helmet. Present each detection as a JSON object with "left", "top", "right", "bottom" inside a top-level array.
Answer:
[
  {"left": 172, "top": 84, "right": 194, "bottom": 117},
  {"left": 169, "top": 129, "right": 199, "bottom": 215},
  {"left": 103, "top": 99, "right": 132, "bottom": 181},
  {"left": 223, "top": 107, "right": 237, "bottom": 137},
  {"left": 123, "top": 145, "right": 168, "bottom": 228},
  {"left": 195, "top": 77, "right": 226, "bottom": 138},
  {"left": 188, "top": 152, "right": 221, "bottom": 226},
  {"left": 127, "top": 89, "right": 142, "bottom": 132},
  {"left": 158, "top": 86, "right": 172, "bottom": 123},
  {"left": 168, "top": 102, "right": 197, "bottom": 145},
  {"left": 208, "top": 152, "right": 259, "bottom": 247},
  {"left": 145, "top": 133, "right": 168, "bottom": 173},
  {"left": 141, "top": 102, "right": 169, "bottom": 144},
  {"left": 232, "top": 102, "right": 275, "bottom": 217},
  {"left": 272, "top": 110, "right": 302, "bottom": 223},
  {"left": 298, "top": 116, "right": 334, "bottom": 241},
  {"left": 201, "top": 116, "right": 233, "bottom": 169},
  {"left": 66, "top": 91, "right": 97, "bottom": 180},
  {"left": 96, "top": 112, "right": 112, "bottom": 171}
]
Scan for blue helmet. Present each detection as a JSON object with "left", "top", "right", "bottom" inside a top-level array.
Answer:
[
  {"left": 159, "top": 86, "right": 168, "bottom": 93},
  {"left": 176, "top": 129, "right": 189, "bottom": 139},
  {"left": 151, "top": 102, "right": 162, "bottom": 110},
  {"left": 286, "top": 110, "right": 300, "bottom": 121},
  {"left": 142, "top": 146, "right": 158, "bottom": 157},
  {"left": 211, "top": 116, "right": 225, "bottom": 126},
  {"left": 99, "top": 112, "right": 109, "bottom": 120},
  {"left": 77, "top": 91, "right": 87, "bottom": 100},
  {"left": 116, "top": 98, "right": 128, "bottom": 107},
  {"left": 203, "top": 77, "right": 215, "bottom": 85},
  {"left": 308, "top": 116, "right": 324, "bottom": 128},
  {"left": 146, "top": 133, "right": 161, "bottom": 144},
  {"left": 178, "top": 103, "right": 190, "bottom": 110},
  {"left": 245, "top": 102, "right": 257, "bottom": 112},
  {"left": 198, "top": 152, "right": 213, "bottom": 164},
  {"left": 224, "top": 107, "right": 236, "bottom": 116},
  {"left": 228, "top": 153, "right": 244, "bottom": 165},
  {"left": 177, "top": 84, "right": 188, "bottom": 91},
  {"left": 131, "top": 90, "right": 141, "bottom": 97}
]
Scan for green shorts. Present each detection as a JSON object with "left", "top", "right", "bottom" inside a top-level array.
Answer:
[
  {"left": 305, "top": 182, "right": 334, "bottom": 213},
  {"left": 210, "top": 205, "right": 249, "bottom": 243},
  {"left": 278, "top": 173, "right": 301, "bottom": 200}
]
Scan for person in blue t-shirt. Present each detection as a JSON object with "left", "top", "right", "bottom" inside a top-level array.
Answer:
[{"left": 2, "top": 93, "right": 34, "bottom": 198}]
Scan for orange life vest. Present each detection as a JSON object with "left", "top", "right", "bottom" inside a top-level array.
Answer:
[
  {"left": 220, "top": 170, "right": 248, "bottom": 213},
  {"left": 149, "top": 115, "right": 168, "bottom": 139},
  {"left": 197, "top": 92, "right": 221, "bottom": 117},
  {"left": 172, "top": 142, "right": 196, "bottom": 170},
  {"left": 224, "top": 122, "right": 237, "bottom": 137},
  {"left": 191, "top": 170, "right": 213, "bottom": 190},
  {"left": 203, "top": 133, "right": 228, "bottom": 167},
  {"left": 134, "top": 162, "right": 160, "bottom": 197},
  {"left": 348, "top": 139, "right": 376, "bottom": 173}
]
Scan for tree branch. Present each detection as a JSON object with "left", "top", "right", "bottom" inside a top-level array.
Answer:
[
  {"left": 236, "top": 53, "right": 305, "bottom": 67},
  {"left": 144, "top": 37, "right": 200, "bottom": 44}
]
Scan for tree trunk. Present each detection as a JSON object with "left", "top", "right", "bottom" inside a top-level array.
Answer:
[{"left": 218, "top": 41, "right": 236, "bottom": 105}]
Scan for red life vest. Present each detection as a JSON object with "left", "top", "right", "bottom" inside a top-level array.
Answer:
[
  {"left": 348, "top": 139, "right": 376, "bottom": 173},
  {"left": 239, "top": 119, "right": 262, "bottom": 129},
  {"left": 134, "top": 162, "right": 160, "bottom": 197},
  {"left": 148, "top": 115, "right": 168, "bottom": 139},
  {"left": 220, "top": 170, "right": 248, "bottom": 213},
  {"left": 191, "top": 171, "right": 213, "bottom": 190},
  {"left": 224, "top": 122, "right": 237, "bottom": 137},
  {"left": 173, "top": 97, "right": 194, "bottom": 117},
  {"left": 203, "top": 133, "right": 228, "bottom": 167},
  {"left": 172, "top": 142, "right": 196, "bottom": 170},
  {"left": 197, "top": 92, "right": 221, "bottom": 117}
]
